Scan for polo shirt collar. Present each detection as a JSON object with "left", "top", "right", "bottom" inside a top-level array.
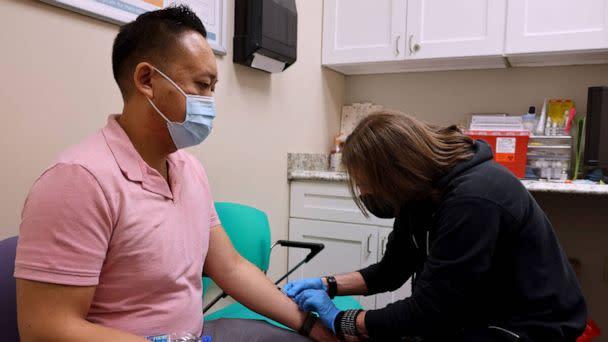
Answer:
[{"left": 102, "top": 115, "right": 177, "bottom": 199}]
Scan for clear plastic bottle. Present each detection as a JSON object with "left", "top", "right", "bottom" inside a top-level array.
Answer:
[
  {"left": 329, "top": 135, "right": 343, "bottom": 172},
  {"left": 146, "top": 333, "right": 203, "bottom": 342},
  {"left": 552, "top": 161, "right": 562, "bottom": 180},
  {"left": 551, "top": 122, "right": 559, "bottom": 136},
  {"left": 539, "top": 159, "right": 550, "bottom": 179},
  {"left": 544, "top": 117, "right": 552, "bottom": 136},
  {"left": 522, "top": 106, "right": 537, "bottom": 133}
]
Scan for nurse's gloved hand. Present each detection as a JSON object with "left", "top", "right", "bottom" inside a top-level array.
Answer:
[
  {"left": 282, "top": 277, "right": 326, "bottom": 299},
  {"left": 295, "top": 289, "right": 340, "bottom": 334}
]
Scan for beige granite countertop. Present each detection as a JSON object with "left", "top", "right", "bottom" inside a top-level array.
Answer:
[
  {"left": 286, "top": 153, "right": 607, "bottom": 195},
  {"left": 519, "top": 179, "right": 608, "bottom": 195},
  {"left": 288, "top": 170, "right": 349, "bottom": 182},
  {"left": 288, "top": 169, "right": 608, "bottom": 195}
]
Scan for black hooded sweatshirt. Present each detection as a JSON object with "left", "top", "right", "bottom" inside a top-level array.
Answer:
[{"left": 358, "top": 140, "right": 587, "bottom": 341}]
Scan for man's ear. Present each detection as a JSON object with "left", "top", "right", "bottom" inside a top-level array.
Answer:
[{"left": 133, "top": 62, "right": 155, "bottom": 99}]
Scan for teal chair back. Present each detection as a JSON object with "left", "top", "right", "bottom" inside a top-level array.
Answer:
[
  {"left": 203, "top": 202, "right": 271, "bottom": 294},
  {"left": 203, "top": 201, "right": 363, "bottom": 327}
]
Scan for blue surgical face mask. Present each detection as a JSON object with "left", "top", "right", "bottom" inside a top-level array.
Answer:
[{"left": 146, "top": 67, "right": 216, "bottom": 150}]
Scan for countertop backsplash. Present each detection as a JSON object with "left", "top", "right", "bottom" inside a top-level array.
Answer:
[
  {"left": 287, "top": 153, "right": 328, "bottom": 172},
  {"left": 340, "top": 102, "right": 384, "bottom": 138}
]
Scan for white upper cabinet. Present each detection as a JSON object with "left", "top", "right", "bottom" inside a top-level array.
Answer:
[
  {"left": 322, "top": 0, "right": 407, "bottom": 65},
  {"left": 506, "top": 0, "right": 608, "bottom": 54},
  {"left": 321, "top": 0, "right": 608, "bottom": 74},
  {"left": 406, "top": 0, "right": 507, "bottom": 59}
]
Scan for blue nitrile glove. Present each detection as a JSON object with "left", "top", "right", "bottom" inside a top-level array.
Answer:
[
  {"left": 282, "top": 277, "right": 326, "bottom": 299},
  {"left": 294, "top": 289, "right": 340, "bottom": 334}
]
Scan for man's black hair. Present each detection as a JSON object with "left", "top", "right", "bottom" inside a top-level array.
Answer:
[{"left": 112, "top": 5, "right": 207, "bottom": 97}]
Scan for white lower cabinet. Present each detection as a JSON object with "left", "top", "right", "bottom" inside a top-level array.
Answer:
[
  {"left": 288, "top": 218, "right": 379, "bottom": 309},
  {"left": 375, "top": 227, "right": 412, "bottom": 308},
  {"left": 288, "top": 181, "right": 412, "bottom": 310}
]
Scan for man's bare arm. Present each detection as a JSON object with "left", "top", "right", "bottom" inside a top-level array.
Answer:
[
  {"left": 17, "top": 279, "right": 149, "bottom": 342},
  {"left": 204, "top": 226, "right": 337, "bottom": 341}
]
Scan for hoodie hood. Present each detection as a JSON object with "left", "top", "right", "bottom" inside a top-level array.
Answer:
[{"left": 436, "top": 140, "right": 493, "bottom": 190}]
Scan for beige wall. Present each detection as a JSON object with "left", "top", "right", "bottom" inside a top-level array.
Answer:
[
  {"left": 347, "top": 66, "right": 608, "bottom": 339},
  {"left": 0, "top": 0, "right": 344, "bottom": 280},
  {"left": 347, "top": 64, "right": 608, "bottom": 126}
]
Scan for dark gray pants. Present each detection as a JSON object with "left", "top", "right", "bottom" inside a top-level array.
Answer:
[{"left": 202, "top": 318, "right": 312, "bottom": 341}]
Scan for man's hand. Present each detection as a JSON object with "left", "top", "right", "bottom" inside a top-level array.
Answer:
[
  {"left": 294, "top": 290, "right": 340, "bottom": 334},
  {"left": 283, "top": 277, "right": 326, "bottom": 298},
  {"left": 310, "top": 321, "right": 340, "bottom": 342}
]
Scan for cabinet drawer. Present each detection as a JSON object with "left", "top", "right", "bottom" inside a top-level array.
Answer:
[{"left": 290, "top": 181, "right": 394, "bottom": 227}]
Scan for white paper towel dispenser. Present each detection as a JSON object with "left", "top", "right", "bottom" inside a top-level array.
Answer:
[{"left": 233, "top": 0, "right": 297, "bottom": 73}]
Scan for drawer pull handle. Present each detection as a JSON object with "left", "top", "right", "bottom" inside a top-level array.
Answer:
[{"left": 366, "top": 234, "right": 372, "bottom": 254}]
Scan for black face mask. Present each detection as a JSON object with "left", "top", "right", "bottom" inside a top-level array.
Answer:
[{"left": 360, "top": 194, "right": 396, "bottom": 219}]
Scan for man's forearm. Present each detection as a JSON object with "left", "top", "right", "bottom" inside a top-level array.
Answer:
[
  {"left": 221, "top": 259, "right": 337, "bottom": 340},
  {"left": 323, "top": 272, "right": 368, "bottom": 296},
  {"left": 216, "top": 257, "right": 307, "bottom": 329},
  {"left": 216, "top": 257, "right": 335, "bottom": 341},
  {"left": 205, "top": 227, "right": 336, "bottom": 340}
]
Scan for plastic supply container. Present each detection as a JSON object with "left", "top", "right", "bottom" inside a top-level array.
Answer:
[
  {"left": 464, "top": 130, "right": 530, "bottom": 178},
  {"left": 525, "top": 135, "right": 572, "bottom": 180}
]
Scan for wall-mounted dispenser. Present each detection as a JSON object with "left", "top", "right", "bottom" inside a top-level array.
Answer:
[{"left": 233, "top": 0, "right": 297, "bottom": 73}]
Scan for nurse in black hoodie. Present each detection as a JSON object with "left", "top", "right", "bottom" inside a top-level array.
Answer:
[{"left": 283, "top": 111, "right": 587, "bottom": 341}]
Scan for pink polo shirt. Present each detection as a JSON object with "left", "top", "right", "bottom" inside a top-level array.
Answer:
[{"left": 15, "top": 115, "right": 220, "bottom": 337}]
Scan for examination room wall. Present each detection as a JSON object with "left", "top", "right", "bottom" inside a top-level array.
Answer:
[{"left": 0, "top": 0, "right": 345, "bottom": 281}]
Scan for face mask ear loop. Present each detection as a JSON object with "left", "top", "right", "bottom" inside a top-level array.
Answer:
[
  {"left": 151, "top": 66, "right": 188, "bottom": 97},
  {"left": 152, "top": 66, "right": 216, "bottom": 105},
  {"left": 146, "top": 66, "right": 189, "bottom": 125},
  {"left": 146, "top": 97, "right": 174, "bottom": 124}
]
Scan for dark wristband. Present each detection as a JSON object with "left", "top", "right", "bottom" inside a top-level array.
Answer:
[
  {"left": 333, "top": 310, "right": 345, "bottom": 340},
  {"left": 325, "top": 275, "right": 337, "bottom": 299},
  {"left": 298, "top": 311, "right": 318, "bottom": 337},
  {"left": 335, "top": 309, "right": 363, "bottom": 340}
]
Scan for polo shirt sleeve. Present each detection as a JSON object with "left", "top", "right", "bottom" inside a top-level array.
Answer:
[
  {"left": 204, "top": 174, "right": 221, "bottom": 228},
  {"left": 14, "top": 163, "right": 113, "bottom": 286},
  {"left": 209, "top": 201, "right": 220, "bottom": 227},
  {"left": 190, "top": 156, "right": 221, "bottom": 228}
]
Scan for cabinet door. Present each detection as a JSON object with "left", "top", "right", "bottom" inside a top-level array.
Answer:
[
  {"left": 406, "top": 0, "right": 507, "bottom": 59},
  {"left": 374, "top": 228, "right": 412, "bottom": 309},
  {"left": 288, "top": 218, "right": 378, "bottom": 309},
  {"left": 506, "top": 0, "right": 608, "bottom": 54},
  {"left": 322, "top": 0, "right": 406, "bottom": 65},
  {"left": 290, "top": 181, "right": 394, "bottom": 227}
]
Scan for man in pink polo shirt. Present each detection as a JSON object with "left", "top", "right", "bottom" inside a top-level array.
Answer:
[{"left": 14, "top": 5, "right": 335, "bottom": 342}]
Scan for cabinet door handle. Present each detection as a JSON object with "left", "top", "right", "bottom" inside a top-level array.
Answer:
[
  {"left": 366, "top": 234, "right": 372, "bottom": 254},
  {"left": 395, "top": 35, "right": 401, "bottom": 56},
  {"left": 408, "top": 35, "right": 421, "bottom": 54},
  {"left": 408, "top": 35, "right": 414, "bottom": 54},
  {"left": 381, "top": 237, "right": 387, "bottom": 256}
]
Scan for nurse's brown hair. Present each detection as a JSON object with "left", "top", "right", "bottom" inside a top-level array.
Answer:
[{"left": 342, "top": 110, "right": 475, "bottom": 216}]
